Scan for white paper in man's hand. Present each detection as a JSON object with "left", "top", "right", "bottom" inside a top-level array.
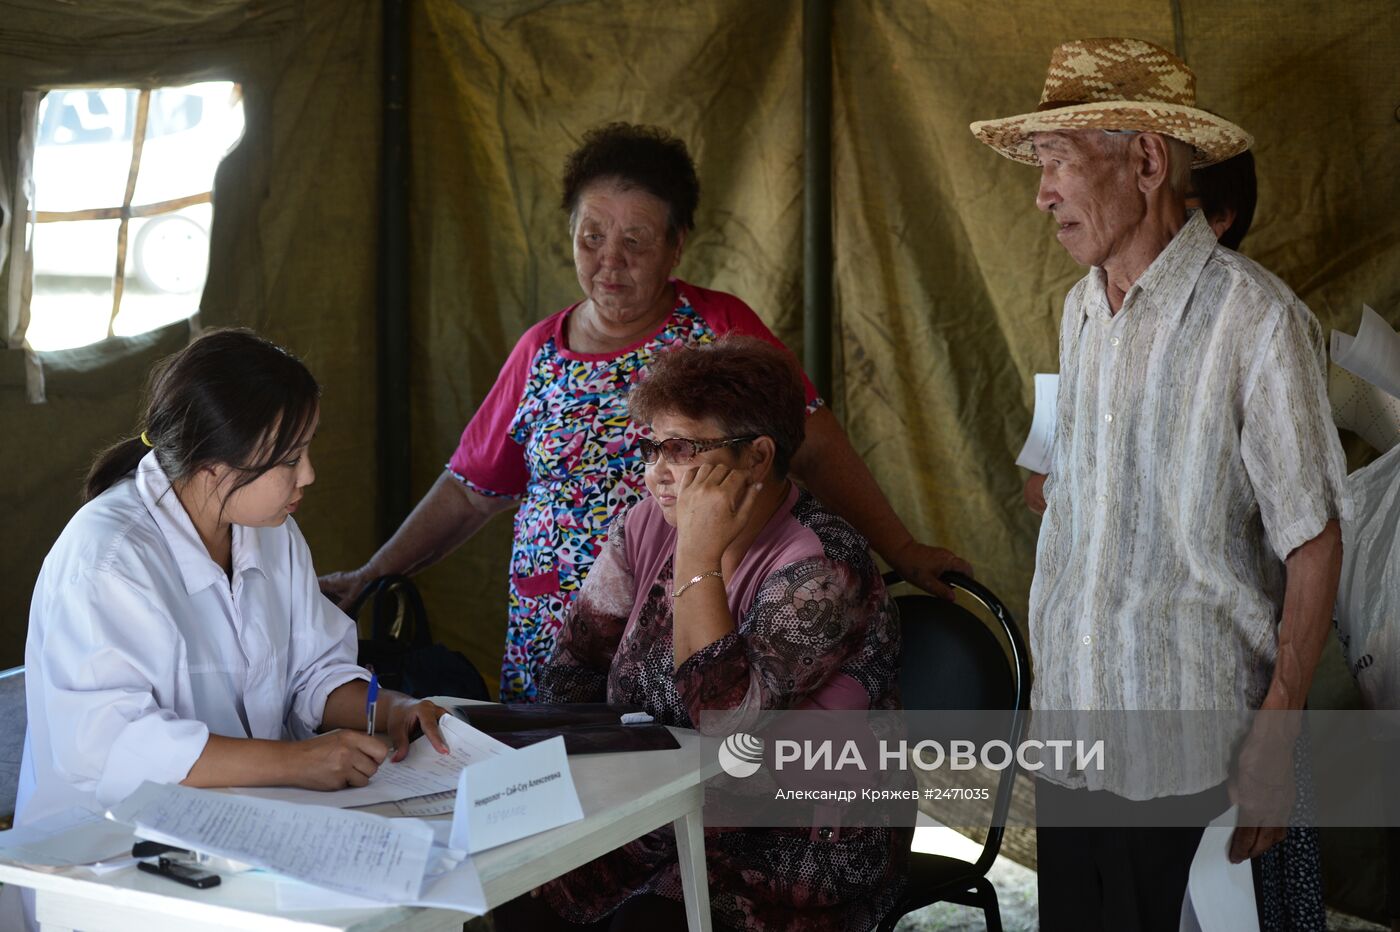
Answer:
[
  {"left": 1016, "top": 373, "right": 1059, "bottom": 474},
  {"left": 1178, "top": 805, "right": 1259, "bottom": 932}
]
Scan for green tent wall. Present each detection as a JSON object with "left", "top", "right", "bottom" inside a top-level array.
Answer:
[{"left": 1, "top": 0, "right": 1397, "bottom": 917}]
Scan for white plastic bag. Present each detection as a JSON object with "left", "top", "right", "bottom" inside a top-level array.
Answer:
[{"left": 1334, "top": 440, "right": 1400, "bottom": 709}]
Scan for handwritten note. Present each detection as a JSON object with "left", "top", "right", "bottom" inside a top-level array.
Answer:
[
  {"left": 1016, "top": 373, "right": 1059, "bottom": 474},
  {"left": 450, "top": 735, "right": 582, "bottom": 853},
  {"left": 275, "top": 843, "right": 487, "bottom": 914},
  {"left": 109, "top": 782, "right": 434, "bottom": 902}
]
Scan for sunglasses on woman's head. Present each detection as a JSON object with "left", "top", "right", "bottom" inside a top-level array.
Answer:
[{"left": 637, "top": 436, "right": 757, "bottom": 466}]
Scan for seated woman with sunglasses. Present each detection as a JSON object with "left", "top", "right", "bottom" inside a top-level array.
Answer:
[{"left": 499, "top": 334, "right": 905, "bottom": 932}]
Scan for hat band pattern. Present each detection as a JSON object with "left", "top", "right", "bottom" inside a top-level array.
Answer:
[{"left": 970, "top": 37, "right": 1252, "bottom": 169}]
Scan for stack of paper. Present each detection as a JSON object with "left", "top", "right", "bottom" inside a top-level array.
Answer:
[
  {"left": 94, "top": 714, "right": 593, "bottom": 915},
  {"left": 110, "top": 781, "right": 438, "bottom": 902},
  {"left": 108, "top": 780, "right": 489, "bottom": 912}
]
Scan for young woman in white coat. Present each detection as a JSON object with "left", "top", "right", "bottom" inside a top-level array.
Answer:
[{"left": 15, "top": 329, "right": 448, "bottom": 829}]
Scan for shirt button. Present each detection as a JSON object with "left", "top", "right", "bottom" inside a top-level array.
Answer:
[
  {"left": 1082, "top": 635, "right": 1092, "bottom": 645},
  {"left": 1104, "top": 413, "right": 1113, "bottom": 423},
  {"left": 1097, "top": 495, "right": 1107, "bottom": 504},
  {"left": 1110, "top": 337, "right": 1121, "bottom": 346},
  {"left": 818, "top": 827, "right": 834, "bottom": 841}
]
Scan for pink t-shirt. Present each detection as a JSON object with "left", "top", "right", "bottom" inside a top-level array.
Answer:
[
  {"left": 443, "top": 279, "right": 822, "bottom": 700},
  {"left": 447, "top": 280, "right": 819, "bottom": 496}
]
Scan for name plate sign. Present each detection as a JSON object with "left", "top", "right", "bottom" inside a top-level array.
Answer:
[{"left": 449, "top": 735, "right": 583, "bottom": 853}]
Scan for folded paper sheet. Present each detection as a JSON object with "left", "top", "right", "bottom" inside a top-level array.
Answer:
[
  {"left": 1179, "top": 806, "right": 1259, "bottom": 932},
  {"left": 450, "top": 735, "right": 583, "bottom": 853}
]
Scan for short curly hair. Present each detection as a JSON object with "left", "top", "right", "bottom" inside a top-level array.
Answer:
[
  {"left": 628, "top": 334, "right": 807, "bottom": 478},
  {"left": 561, "top": 122, "right": 700, "bottom": 241}
]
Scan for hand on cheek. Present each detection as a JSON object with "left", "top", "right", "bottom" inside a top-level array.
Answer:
[{"left": 673, "top": 463, "right": 762, "bottom": 565}]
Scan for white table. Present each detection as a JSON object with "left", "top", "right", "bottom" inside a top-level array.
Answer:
[{"left": 0, "top": 726, "right": 717, "bottom": 931}]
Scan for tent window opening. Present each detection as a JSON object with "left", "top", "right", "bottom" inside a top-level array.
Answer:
[{"left": 23, "top": 83, "right": 244, "bottom": 352}]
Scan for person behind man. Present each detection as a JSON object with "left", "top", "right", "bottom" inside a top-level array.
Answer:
[
  {"left": 1192, "top": 148, "right": 1256, "bottom": 250},
  {"left": 971, "top": 37, "right": 1348, "bottom": 929}
]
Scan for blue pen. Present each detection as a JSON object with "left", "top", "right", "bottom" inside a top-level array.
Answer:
[{"left": 365, "top": 669, "right": 379, "bottom": 738}]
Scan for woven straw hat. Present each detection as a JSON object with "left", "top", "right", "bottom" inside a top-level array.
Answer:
[{"left": 969, "top": 37, "right": 1252, "bottom": 168}]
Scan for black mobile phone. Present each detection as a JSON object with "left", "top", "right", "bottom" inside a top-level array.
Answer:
[
  {"left": 137, "top": 858, "right": 221, "bottom": 889},
  {"left": 131, "top": 841, "right": 186, "bottom": 859}
]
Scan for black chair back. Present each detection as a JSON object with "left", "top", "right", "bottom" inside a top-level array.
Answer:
[
  {"left": 878, "top": 572, "right": 1031, "bottom": 930},
  {"left": 897, "top": 595, "right": 1014, "bottom": 712}
]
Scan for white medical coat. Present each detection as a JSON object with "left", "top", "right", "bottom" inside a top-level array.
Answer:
[{"left": 16, "top": 453, "right": 366, "bottom": 824}]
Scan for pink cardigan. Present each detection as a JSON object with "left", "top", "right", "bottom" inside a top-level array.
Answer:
[{"left": 620, "top": 483, "right": 870, "bottom": 713}]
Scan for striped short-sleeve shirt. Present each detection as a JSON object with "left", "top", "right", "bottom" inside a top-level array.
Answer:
[{"left": 1030, "top": 211, "right": 1351, "bottom": 796}]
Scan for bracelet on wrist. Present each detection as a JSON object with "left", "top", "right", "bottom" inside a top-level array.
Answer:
[{"left": 673, "top": 569, "right": 723, "bottom": 600}]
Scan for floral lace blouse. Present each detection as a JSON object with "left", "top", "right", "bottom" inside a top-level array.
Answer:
[{"left": 537, "top": 486, "right": 908, "bottom": 931}]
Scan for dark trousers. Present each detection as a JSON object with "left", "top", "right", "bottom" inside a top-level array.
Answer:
[
  {"left": 1388, "top": 827, "right": 1400, "bottom": 920},
  {"left": 1035, "top": 778, "right": 1236, "bottom": 932}
]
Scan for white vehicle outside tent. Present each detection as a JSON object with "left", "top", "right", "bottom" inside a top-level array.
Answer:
[
  {"left": 25, "top": 83, "right": 244, "bottom": 350},
  {"left": 33, "top": 83, "right": 244, "bottom": 290}
]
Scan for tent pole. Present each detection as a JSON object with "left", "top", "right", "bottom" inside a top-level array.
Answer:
[
  {"left": 802, "top": 0, "right": 833, "bottom": 400},
  {"left": 1170, "top": 0, "right": 1188, "bottom": 61},
  {"left": 378, "top": 0, "right": 411, "bottom": 540}
]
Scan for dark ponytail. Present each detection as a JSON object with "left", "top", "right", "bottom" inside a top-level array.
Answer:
[
  {"left": 84, "top": 329, "right": 321, "bottom": 502},
  {"left": 84, "top": 437, "right": 151, "bottom": 503}
]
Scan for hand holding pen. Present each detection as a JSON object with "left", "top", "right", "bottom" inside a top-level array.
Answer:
[
  {"left": 280, "top": 671, "right": 447, "bottom": 789},
  {"left": 365, "top": 668, "right": 380, "bottom": 738}
]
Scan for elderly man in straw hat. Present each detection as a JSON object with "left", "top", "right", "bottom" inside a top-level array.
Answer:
[{"left": 972, "top": 38, "right": 1349, "bottom": 928}]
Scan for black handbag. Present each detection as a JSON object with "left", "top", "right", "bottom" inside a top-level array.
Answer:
[{"left": 350, "top": 575, "right": 491, "bottom": 701}]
